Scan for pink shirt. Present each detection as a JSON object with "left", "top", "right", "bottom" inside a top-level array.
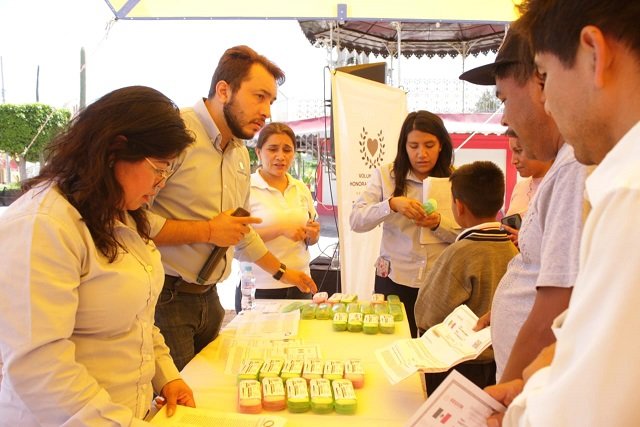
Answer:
[{"left": 506, "top": 176, "right": 543, "bottom": 217}]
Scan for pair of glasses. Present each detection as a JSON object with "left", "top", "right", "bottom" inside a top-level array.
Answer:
[{"left": 144, "top": 157, "right": 174, "bottom": 183}]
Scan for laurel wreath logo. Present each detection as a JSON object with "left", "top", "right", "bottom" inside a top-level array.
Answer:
[{"left": 359, "top": 127, "right": 385, "bottom": 169}]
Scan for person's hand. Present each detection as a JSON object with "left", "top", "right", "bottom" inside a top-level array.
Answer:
[
  {"left": 208, "top": 209, "right": 262, "bottom": 246},
  {"left": 281, "top": 269, "right": 318, "bottom": 294},
  {"left": 487, "top": 411, "right": 505, "bottom": 427},
  {"left": 474, "top": 311, "right": 491, "bottom": 331},
  {"left": 503, "top": 225, "right": 520, "bottom": 247},
  {"left": 389, "top": 196, "right": 427, "bottom": 221},
  {"left": 484, "top": 380, "right": 524, "bottom": 427},
  {"left": 522, "top": 343, "right": 555, "bottom": 383},
  {"left": 158, "top": 379, "right": 195, "bottom": 417},
  {"left": 304, "top": 220, "right": 321, "bottom": 244},
  {"left": 282, "top": 224, "right": 307, "bottom": 241},
  {"left": 415, "top": 211, "right": 441, "bottom": 230}
]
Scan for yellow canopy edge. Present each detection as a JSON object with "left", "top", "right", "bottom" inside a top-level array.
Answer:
[{"left": 111, "top": 0, "right": 520, "bottom": 23}]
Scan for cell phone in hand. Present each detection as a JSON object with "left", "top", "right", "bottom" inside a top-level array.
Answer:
[
  {"left": 231, "top": 207, "right": 250, "bottom": 217},
  {"left": 501, "top": 213, "right": 522, "bottom": 231},
  {"left": 195, "top": 207, "right": 251, "bottom": 285}
]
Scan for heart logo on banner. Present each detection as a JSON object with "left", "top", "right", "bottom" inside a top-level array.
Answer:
[
  {"left": 367, "top": 138, "right": 378, "bottom": 156},
  {"left": 359, "top": 127, "right": 385, "bottom": 169}
]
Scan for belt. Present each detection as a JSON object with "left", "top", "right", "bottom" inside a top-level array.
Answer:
[{"left": 164, "top": 275, "right": 215, "bottom": 295}]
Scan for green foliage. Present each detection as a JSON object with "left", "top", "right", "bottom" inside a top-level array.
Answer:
[
  {"left": 0, "top": 104, "right": 71, "bottom": 162},
  {"left": 0, "top": 182, "right": 21, "bottom": 190},
  {"left": 248, "top": 146, "right": 259, "bottom": 172},
  {"left": 474, "top": 89, "right": 501, "bottom": 113},
  {"left": 247, "top": 147, "right": 317, "bottom": 188},
  {"left": 296, "top": 155, "right": 317, "bottom": 187}
]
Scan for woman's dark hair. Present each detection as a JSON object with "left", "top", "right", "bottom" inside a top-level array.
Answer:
[
  {"left": 208, "top": 45, "right": 286, "bottom": 97},
  {"left": 392, "top": 110, "right": 454, "bottom": 197},
  {"left": 24, "top": 85, "right": 194, "bottom": 262},
  {"left": 256, "top": 122, "right": 296, "bottom": 150}
]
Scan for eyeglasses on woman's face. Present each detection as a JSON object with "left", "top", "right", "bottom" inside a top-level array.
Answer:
[{"left": 144, "top": 157, "right": 174, "bottom": 184}]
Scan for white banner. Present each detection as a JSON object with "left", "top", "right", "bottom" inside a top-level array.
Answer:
[{"left": 332, "top": 71, "right": 407, "bottom": 299}]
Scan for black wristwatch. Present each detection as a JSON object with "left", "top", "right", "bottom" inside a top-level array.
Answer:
[{"left": 272, "top": 263, "right": 287, "bottom": 281}]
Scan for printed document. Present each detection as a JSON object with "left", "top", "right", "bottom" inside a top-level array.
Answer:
[
  {"left": 224, "top": 307, "right": 300, "bottom": 339},
  {"left": 405, "top": 370, "right": 505, "bottom": 427},
  {"left": 376, "top": 305, "right": 491, "bottom": 384}
]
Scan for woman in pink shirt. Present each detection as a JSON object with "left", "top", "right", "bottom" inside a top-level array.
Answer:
[{"left": 504, "top": 135, "right": 553, "bottom": 245}]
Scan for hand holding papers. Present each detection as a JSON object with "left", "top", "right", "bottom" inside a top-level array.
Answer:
[
  {"left": 376, "top": 305, "right": 491, "bottom": 384},
  {"left": 405, "top": 370, "right": 505, "bottom": 427}
]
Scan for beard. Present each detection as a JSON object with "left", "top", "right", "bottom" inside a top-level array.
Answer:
[{"left": 223, "top": 95, "right": 258, "bottom": 140}]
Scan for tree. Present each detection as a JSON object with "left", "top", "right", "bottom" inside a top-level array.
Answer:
[
  {"left": 0, "top": 103, "right": 70, "bottom": 182},
  {"left": 473, "top": 89, "right": 501, "bottom": 113}
]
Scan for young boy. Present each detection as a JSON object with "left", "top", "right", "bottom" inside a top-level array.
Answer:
[{"left": 414, "top": 161, "right": 518, "bottom": 394}]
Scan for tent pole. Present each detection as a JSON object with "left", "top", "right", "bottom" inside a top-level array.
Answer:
[
  {"left": 329, "top": 21, "right": 334, "bottom": 68},
  {"left": 461, "top": 42, "right": 468, "bottom": 113},
  {"left": 1, "top": 56, "right": 5, "bottom": 103},
  {"left": 392, "top": 21, "right": 402, "bottom": 88}
]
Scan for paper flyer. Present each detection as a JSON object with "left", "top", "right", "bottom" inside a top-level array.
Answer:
[
  {"left": 405, "top": 370, "right": 505, "bottom": 427},
  {"left": 376, "top": 305, "right": 491, "bottom": 384}
]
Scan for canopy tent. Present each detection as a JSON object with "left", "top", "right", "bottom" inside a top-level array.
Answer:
[
  {"left": 102, "top": 0, "right": 519, "bottom": 22},
  {"left": 101, "top": 0, "right": 519, "bottom": 86},
  {"left": 299, "top": 21, "right": 506, "bottom": 59},
  {"left": 99, "top": 0, "right": 516, "bottom": 193}
]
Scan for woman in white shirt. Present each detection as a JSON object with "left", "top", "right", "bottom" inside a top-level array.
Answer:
[
  {"left": 234, "top": 123, "right": 320, "bottom": 311},
  {"left": 350, "top": 111, "right": 459, "bottom": 338},
  {"left": 0, "top": 86, "right": 195, "bottom": 426}
]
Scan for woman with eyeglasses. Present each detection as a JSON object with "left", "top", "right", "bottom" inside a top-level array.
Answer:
[{"left": 0, "top": 86, "right": 195, "bottom": 425}]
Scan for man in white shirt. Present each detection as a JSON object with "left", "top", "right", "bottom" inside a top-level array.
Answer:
[{"left": 485, "top": 1, "right": 640, "bottom": 425}]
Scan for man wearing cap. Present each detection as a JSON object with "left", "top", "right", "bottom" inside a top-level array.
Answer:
[
  {"left": 459, "top": 23, "right": 588, "bottom": 383},
  {"left": 483, "top": 0, "right": 640, "bottom": 425}
]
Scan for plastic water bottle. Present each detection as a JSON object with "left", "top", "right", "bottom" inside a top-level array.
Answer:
[
  {"left": 330, "top": 244, "right": 340, "bottom": 270},
  {"left": 240, "top": 264, "right": 256, "bottom": 311}
]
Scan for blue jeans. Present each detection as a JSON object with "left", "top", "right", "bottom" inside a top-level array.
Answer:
[{"left": 155, "top": 283, "right": 225, "bottom": 371}]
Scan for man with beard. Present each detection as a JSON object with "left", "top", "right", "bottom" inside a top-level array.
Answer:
[{"left": 148, "top": 46, "right": 317, "bottom": 370}]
